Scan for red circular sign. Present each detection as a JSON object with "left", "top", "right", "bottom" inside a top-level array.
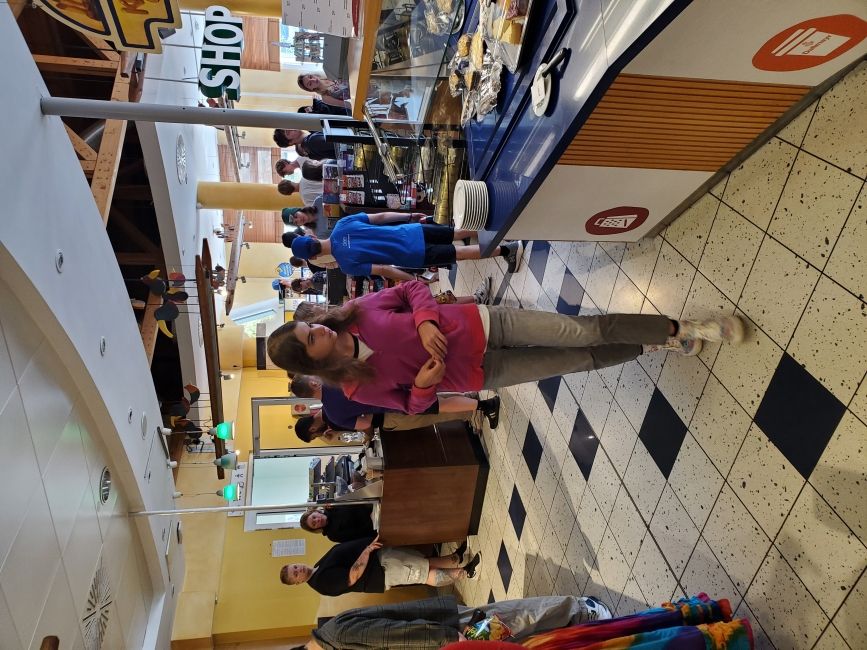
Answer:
[
  {"left": 585, "top": 207, "right": 649, "bottom": 236},
  {"left": 753, "top": 14, "right": 867, "bottom": 72}
]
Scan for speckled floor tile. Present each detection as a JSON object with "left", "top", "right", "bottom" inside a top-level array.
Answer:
[
  {"left": 698, "top": 204, "right": 764, "bottom": 302},
  {"left": 788, "top": 276, "right": 867, "bottom": 405},
  {"left": 541, "top": 252, "right": 567, "bottom": 308},
  {"left": 562, "top": 519, "right": 594, "bottom": 594},
  {"left": 649, "top": 485, "right": 700, "bottom": 577},
  {"left": 702, "top": 485, "right": 771, "bottom": 595},
  {"left": 631, "top": 534, "right": 677, "bottom": 607},
  {"left": 711, "top": 313, "right": 783, "bottom": 417},
  {"left": 608, "top": 270, "right": 645, "bottom": 314},
  {"left": 622, "top": 441, "right": 666, "bottom": 521},
  {"left": 776, "top": 100, "right": 817, "bottom": 149},
  {"left": 575, "top": 487, "right": 608, "bottom": 557},
  {"left": 599, "top": 241, "right": 627, "bottom": 265},
  {"left": 722, "top": 137, "right": 798, "bottom": 230},
  {"left": 551, "top": 379, "right": 579, "bottom": 441},
  {"left": 738, "top": 236, "right": 820, "bottom": 346},
  {"left": 834, "top": 568, "right": 867, "bottom": 649},
  {"left": 667, "top": 433, "right": 724, "bottom": 530},
  {"left": 617, "top": 575, "right": 650, "bottom": 616},
  {"left": 680, "top": 537, "right": 738, "bottom": 603},
  {"left": 813, "top": 624, "right": 848, "bottom": 650},
  {"left": 847, "top": 376, "right": 867, "bottom": 425},
  {"left": 546, "top": 485, "right": 576, "bottom": 550},
  {"left": 689, "top": 374, "right": 752, "bottom": 476},
  {"left": 600, "top": 401, "right": 638, "bottom": 477},
  {"left": 824, "top": 185, "right": 867, "bottom": 301},
  {"left": 564, "top": 242, "right": 597, "bottom": 289},
  {"left": 811, "top": 412, "right": 867, "bottom": 544},
  {"left": 583, "top": 247, "right": 619, "bottom": 311},
  {"left": 614, "top": 360, "right": 655, "bottom": 433},
  {"left": 769, "top": 150, "right": 862, "bottom": 269},
  {"left": 580, "top": 371, "right": 614, "bottom": 435},
  {"left": 802, "top": 61, "right": 867, "bottom": 179},
  {"left": 594, "top": 527, "right": 632, "bottom": 599},
  {"left": 620, "top": 236, "right": 663, "bottom": 293},
  {"left": 664, "top": 193, "right": 719, "bottom": 266},
  {"left": 551, "top": 551, "right": 586, "bottom": 597},
  {"left": 587, "top": 449, "right": 621, "bottom": 520},
  {"left": 559, "top": 455, "right": 586, "bottom": 513},
  {"left": 656, "top": 352, "right": 710, "bottom": 425},
  {"left": 733, "top": 600, "right": 775, "bottom": 650},
  {"left": 728, "top": 424, "right": 805, "bottom": 539},
  {"left": 708, "top": 174, "right": 728, "bottom": 200},
  {"left": 745, "top": 547, "right": 829, "bottom": 650},
  {"left": 607, "top": 485, "right": 646, "bottom": 565},
  {"left": 646, "top": 241, "right": 696, "bottom": 319},
  {"left": 775, "top": 483, "right": 867, "bottom": 616}
]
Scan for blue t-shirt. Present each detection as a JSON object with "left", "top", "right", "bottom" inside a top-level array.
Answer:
[
  {"left": 322, "top": 385, "right": 387, "bottom": 430},
  {"left": 329, "top": 214, "right": 426, "bottom": 276}
]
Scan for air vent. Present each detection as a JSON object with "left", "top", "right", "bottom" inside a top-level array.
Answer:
[
  {"left": 98, "top": 467, "right": 112, "bottom": 505},
  {"left": 176, "top": 134, "right": 188, "bottom": 184},
  {"left": 82, "top": 562, "right": 112, "bottom": 650}
]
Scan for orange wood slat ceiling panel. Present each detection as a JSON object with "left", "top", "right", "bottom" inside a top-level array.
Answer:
[
  {"left": 240, "top": 16, "right": 281, "bottom": 72},
  {"left": 563, "top": 74, "right": 810, "bottom": 171}
]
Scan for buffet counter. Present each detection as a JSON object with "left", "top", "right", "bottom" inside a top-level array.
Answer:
[{"left": 467, "top": 0, "right": 867, "bottom": 247}]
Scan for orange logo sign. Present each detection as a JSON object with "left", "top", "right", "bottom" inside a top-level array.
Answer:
[
  {"left": 585, "top": 207, "right": 649, "bottom": 236},
  {"left": 36, "top": 0, "right": 181, "bottom": 52},
  {"left": 753, "top": 14, "right": 867, "bottom": 72}
]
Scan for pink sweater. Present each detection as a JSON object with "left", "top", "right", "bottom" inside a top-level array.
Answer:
[{"left": 342, "top": 281, "right": 486, "bottom": 413}]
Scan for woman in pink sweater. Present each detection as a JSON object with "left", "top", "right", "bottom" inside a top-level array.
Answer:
[{"left": 267, "top": 281, "right": 743, "bottom": 414}]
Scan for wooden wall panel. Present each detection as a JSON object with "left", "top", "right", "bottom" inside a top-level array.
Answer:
[
  {"left": 218, "top": 144, "right": 284, "bottom": 243},
  {"left": 240, "top": 17, "right": 281, "bottom": 72},
  {"left": 562, "top": 74, "right": 810, "bottom": 171}
]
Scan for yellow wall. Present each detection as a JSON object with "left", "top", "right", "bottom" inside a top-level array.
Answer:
[{"left": 213, "top": 369, "right": 332, "bottom": 638}]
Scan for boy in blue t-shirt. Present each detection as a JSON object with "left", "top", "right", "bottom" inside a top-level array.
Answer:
[{"left": 284, "top": 212, "right": 523, "bottom": 282}]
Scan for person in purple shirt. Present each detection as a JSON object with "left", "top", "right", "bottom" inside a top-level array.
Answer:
[{"left": 290, "top": 375, "right": 499, "bottom": 432}]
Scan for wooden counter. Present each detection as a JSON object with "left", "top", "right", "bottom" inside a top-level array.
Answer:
[{"left": 377, "top": 421, "right": 489, "bottom": 546}]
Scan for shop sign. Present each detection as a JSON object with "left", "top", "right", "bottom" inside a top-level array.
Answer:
[
  {"left": 585, "top": 207, "right": 649, "bottom": 236},
  {"left": 36, "top": 0, "right": 181, "bottom": 52},
  {"left": 198, "top": 5, "right": 244, "bottom": 101},
  {"left": 753, "top": 14, "right": 867, "bottom": 72}
]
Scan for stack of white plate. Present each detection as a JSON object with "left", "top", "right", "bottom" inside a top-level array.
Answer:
[{"left": 452, "top": 180, "right": 489, "bottom": 230}]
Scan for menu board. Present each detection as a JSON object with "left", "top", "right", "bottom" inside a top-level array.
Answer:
[{"left": 282, "top": 0, "right": 355, "bottom": 37}]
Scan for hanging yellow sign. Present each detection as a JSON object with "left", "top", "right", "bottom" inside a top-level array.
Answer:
[{"left": 35, "top": 0, "right": 182, "bottom": 53}]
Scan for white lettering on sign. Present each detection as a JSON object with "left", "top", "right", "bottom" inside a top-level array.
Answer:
[{"left": 199, "top": 5, "right": 244, "bottom": 101}]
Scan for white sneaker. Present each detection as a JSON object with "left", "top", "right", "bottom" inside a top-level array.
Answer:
[
  {"left": 473, "top": 276, "right": 493, "bottom": 305},
  {"left": 642, "top": 337, "right": 702, "bottom": 357},
  {"left": 579, "top": 596, "right": 612, "bottom": 620},
  {"left": 679, "top": 315, "right": 745, "bottom": 344}
]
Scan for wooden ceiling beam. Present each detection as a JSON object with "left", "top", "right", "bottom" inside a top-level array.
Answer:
[{"left": 33, "top": 54, "right": 118, "bottom": 76}]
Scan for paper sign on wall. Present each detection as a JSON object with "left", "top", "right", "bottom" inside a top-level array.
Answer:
[
  {"left": 272, "top": 539, "right": 307, "bottom": 557},
  {"left": 282, "top": 0, "right": 356, "bottom": 37}
]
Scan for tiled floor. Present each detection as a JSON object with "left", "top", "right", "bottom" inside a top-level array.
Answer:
[{"left": 443, "top": 62, "right": 867, "bottom": 650}]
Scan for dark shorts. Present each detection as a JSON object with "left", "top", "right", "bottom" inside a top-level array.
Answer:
[{"left": 420, "top": 223, "right": 456, "bottom": 266}]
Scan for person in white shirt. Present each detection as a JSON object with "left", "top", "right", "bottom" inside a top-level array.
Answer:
[{"left": 276, "top": 157, "right": 321, "bottom": 205}]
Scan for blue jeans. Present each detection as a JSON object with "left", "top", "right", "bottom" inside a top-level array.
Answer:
[{"left": 481, "top": 309, "right": 670, "bottom": 389}]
